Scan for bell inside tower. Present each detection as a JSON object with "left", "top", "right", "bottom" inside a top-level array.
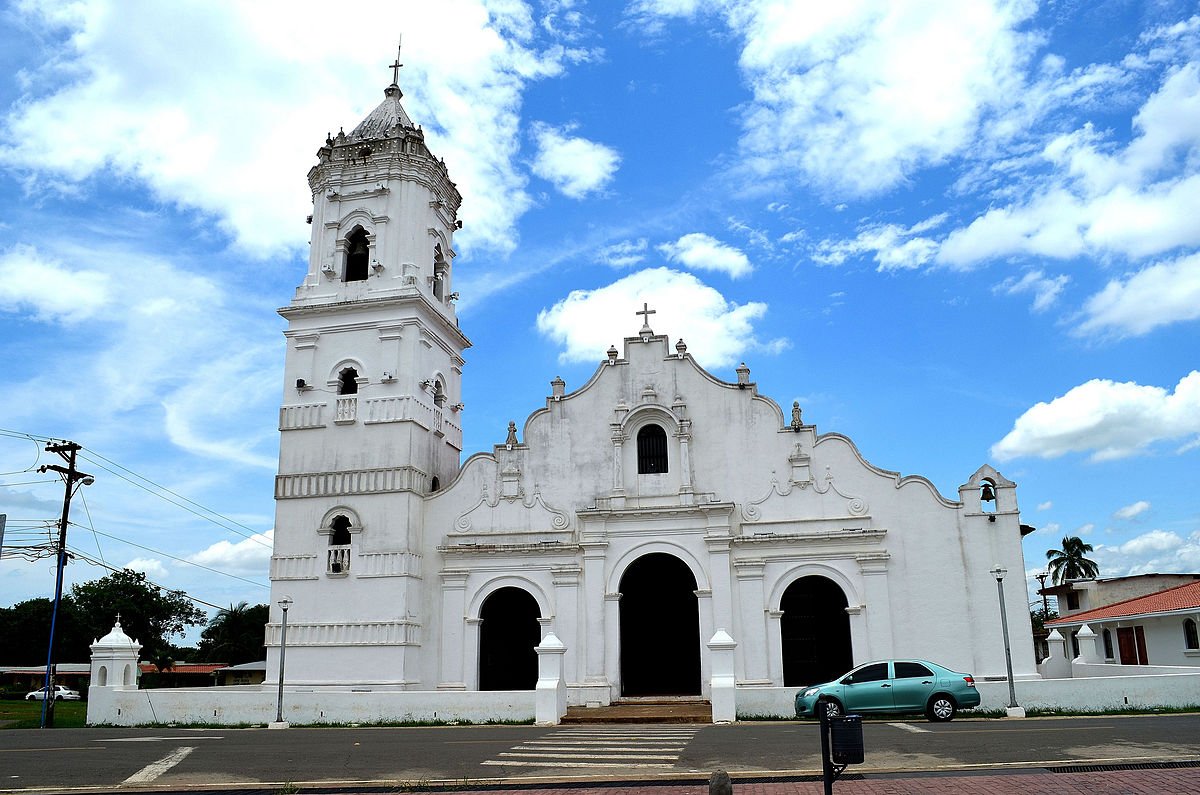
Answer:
[{"left": 346, "top": 227, "right": 370, "bottom": 281}]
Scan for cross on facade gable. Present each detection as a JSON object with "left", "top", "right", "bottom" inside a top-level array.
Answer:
[{"left": 636, "top": 303, "right": 656, "bottom": 332}]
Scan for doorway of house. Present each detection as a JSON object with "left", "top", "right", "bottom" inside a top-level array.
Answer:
[
  {"left": 619, "top": 552, "right": 701, "bottom": 696},
  {"left": 478, "top": 587, "right": 541, "bottom": 690},
  {"left": 780, "top": 575, "right": 854, "bottom": 686}
]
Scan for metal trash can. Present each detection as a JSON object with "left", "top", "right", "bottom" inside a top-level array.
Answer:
[{"left": 829, "top": 715, "right": 864, "bottom": 765}]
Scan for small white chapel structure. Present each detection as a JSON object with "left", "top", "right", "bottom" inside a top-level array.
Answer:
[{"left": 256, "top": 67, "right": 1038, "bottom": 720}]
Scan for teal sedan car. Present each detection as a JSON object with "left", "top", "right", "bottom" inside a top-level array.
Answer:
[{"left": 794, "top": 659, "right": 980, "bottom": 722}]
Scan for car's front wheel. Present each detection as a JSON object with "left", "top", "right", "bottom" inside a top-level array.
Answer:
[
  {"left": 819, "top": 698, "right": 844, "bottom": 719},
  {"left": 926, "top": 694, "right": 957, "bottom": 722}
]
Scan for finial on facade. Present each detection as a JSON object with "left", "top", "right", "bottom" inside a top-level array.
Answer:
[
  {"left": 505, "top": 421, "right": 518, "bottom": 448},
  {"left": 736, "top": 362, "right": 750, "bottom": 387},
  {"left": 791, "top": 401, "right": 802, "bottom": 430},
  {"left": 607, "top": 345, "right": 618, "bottom": 364},
  {"left": 636, "top": 303, "right": 656, "bottom": 338},
  {"left": 675, "top": 338, "right": 687, "bottom": 358},
  {"left": 551, "top": 376, "right": 566, "bottom": 399}
]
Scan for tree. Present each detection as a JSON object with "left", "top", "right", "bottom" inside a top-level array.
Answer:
[
  {"left": 197, "top": 602, "right": 269, "bottom": 665},
  {"left": 69, "top": 569, "right": 206, "bottom": 662},
  {"left": 0, "top": 597, "right": 88, "bottom": 665},
  {"left": 1045, "top": 535, "right": 1100, "bottom": 585}
]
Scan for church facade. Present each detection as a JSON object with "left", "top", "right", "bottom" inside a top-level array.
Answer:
[{"left": 264, "top": 75, "right": 1037, "bottom": 714}]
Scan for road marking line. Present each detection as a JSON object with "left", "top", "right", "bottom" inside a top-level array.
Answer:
[
  {"left": 481, "top": 760, "right": 675, "bottom": 768},
  {"left": 889, "top": 722, "right": 930, "bottom": 733},
  {"left": 513, "top": 749, "right": 686, "bottom": 754},
  {"left": 500, "top": 751, "right": 680, "bottom": 760},
  {"left": 121, "top": 746, "right": 195, "bottom": 785}
]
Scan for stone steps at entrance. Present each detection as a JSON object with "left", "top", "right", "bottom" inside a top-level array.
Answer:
[{"left": 562, "top": 698, "right": 713, "bottom": 724}]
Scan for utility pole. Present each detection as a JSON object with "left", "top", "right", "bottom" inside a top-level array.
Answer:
[{"left": 37, "top": 441, "right": 93, "bottom": 728}]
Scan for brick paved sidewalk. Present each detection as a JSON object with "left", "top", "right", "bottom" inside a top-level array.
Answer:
[{"left": 420, "top": 767, "right": 1200, "bottom": 794}]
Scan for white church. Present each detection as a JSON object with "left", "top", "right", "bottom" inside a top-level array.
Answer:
[{"left": 250, "top": 68, "right": 1038, "bottom": 722}]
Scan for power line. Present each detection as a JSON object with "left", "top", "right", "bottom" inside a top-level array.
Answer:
[
  {"left": 76, "top": 450, "right": 273, "bottom": 550},
  {"left": 66, "top": 549, "right": 235, "bottom": 612},
  {"left": 70, "top": 522, "right": 269, "bottom": 590}
]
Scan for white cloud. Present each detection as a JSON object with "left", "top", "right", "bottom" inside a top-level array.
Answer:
[
  {"left": 938, "top": 63, "right": 1200, "bottom": 270},
  {"left": 1094, "top": 529, "right": 1200, "bottom": 576},
  {"left": 658, "top": 233, "right": 753, "bottom": 278},
  {"left": 0, "top": 1, "right": 584, "bottom": 257},
  {"left": 530, "top": 122, "right": 620, "bottom": 198},
  {"left": 992, "top": 371, "right": 1200, "bottom": 462},
  {"left": 1074, "top": 253, "right": 1200, "bottom": 338},
  {"left": 536, "top": 266, "right": 786, "bottom": 368},
  {"left": 1037, "top": 501, "right": 1053, "bottom": 511},
  {"left": 189, "top": 531, "right": 273, "bottom": 576},
  {"left": 814, "top": 214, "right": 947, "bottom": 271},
  {"left": 598, "top": 238, "right": 648, "bottom": 268},
  {"left": 123, "top": 557, "right": 170, "bottom": 581},
  {"left": 719, "top": 0, "right": 1036, "bottom": 196},
  {"left": 1113, "top": 500, "right": 1151, "bottom": 520},
  {"left": 994, "top": 270, "right": 1070, "bottom": 312},
  {"left": 0, "top": 244, "right": 112, "bottom": 323}
]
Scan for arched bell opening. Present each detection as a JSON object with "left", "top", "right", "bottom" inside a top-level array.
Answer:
[
  {"left": 345, "top": 227, "right": 370, "bottom": 281},
  {"left": 780, "top": 575, "right": 853, "bottom": 686},
  {"left": 618, "top": 552, "right": 700, "bottom": 696},
  {"left": 478, "top": 587, "right": 541, "bottom": 691}
]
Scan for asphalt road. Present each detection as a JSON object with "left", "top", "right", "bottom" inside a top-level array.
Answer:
[{"left": 1, "top": 714, "right": 1199, "bottom": 792}]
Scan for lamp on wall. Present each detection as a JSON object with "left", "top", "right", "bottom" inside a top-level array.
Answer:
[{"left": 371, "top": 260, "right": 385, "bottom": 275}]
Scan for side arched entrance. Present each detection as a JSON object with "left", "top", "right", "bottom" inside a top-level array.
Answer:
[
  {"left": 619, "top": 552, "right": 701, "bottom": 696},
  {"left": 780, "top": 575, "right": 853, "bottom": 686},
  {"left": 478, "top": 587, "right": 541, "bottom": 690}
]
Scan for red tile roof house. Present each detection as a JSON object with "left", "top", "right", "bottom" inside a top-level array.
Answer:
[{"left": 1041, "top": 580, "right": 1200, "bottom": 679}]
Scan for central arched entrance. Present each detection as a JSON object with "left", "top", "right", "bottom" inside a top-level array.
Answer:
[
  {"left": 478, "top": 587, "right": 540, "bottom": 690},
  {"left": 780, "top": 575, "right": 853, "bottom": 686},
  {"left": 619, "top": 552, "right": 701, "bottom": 696}
]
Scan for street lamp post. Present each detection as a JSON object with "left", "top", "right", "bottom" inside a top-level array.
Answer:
[
  {"left": 989, "top": 566, "right": 1023, "bottom": 717},
  {"left": 273, "top": 597, "right": 292, "bottom": 728}
]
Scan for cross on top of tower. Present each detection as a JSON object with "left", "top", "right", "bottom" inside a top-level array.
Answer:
[{"left": 389, "top": 38, "right": 403, "bottom": 87}]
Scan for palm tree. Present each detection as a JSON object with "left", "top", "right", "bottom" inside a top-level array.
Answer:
[
  {"left": 199, "top": 602, "right": 269, "bottom": 665},
  {"left": 1045, "top": 535, "right": 1099, "bottom": 584}
]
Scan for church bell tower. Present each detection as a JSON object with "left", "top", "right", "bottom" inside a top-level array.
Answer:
[{"left": 267, "top": 57, "right": 470, "bottom": 688}]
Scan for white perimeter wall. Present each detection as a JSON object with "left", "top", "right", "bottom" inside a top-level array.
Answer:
[
  {"left": 87, "top": 686, "right": 533, "bottom": 727},
  {"left": 734, "top": 673, "right": 1200, "bottom": 718},
  {"left": 88, "top": 672, "right": 1200, "bottom": 726}
]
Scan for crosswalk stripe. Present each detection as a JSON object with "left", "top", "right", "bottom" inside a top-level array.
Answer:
[{"left": 480, "top": 725, "right": 699, "bottom": 770}]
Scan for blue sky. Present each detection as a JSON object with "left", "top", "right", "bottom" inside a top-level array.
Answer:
[{"left": 1, "top": 0, "right": 1198, "bottom": 639}]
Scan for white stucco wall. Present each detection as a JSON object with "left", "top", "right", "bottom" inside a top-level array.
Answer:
[{"left": 87, "top": 686, "right": 533, "bottom": 727}]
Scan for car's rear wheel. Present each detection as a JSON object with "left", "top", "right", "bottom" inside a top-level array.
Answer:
[
  {"left": 819, "top": 698, "right": 844, "bottom": 719},
  {"left": 926, "top": 694, "right": 956, "bottom": 722}
]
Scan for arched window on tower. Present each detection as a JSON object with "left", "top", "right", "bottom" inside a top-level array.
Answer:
[
  {"left": 637, "top": 424, "right": 668, "bottom": 474},
  {"left": 328, "top": 514, "right": 352, "bottom": 575},
  {"left": 337, "top": 367, "right": 359, "bottom": 395},
  {"left": 345, "top": 227, "right": 369, "bottom": 281}
]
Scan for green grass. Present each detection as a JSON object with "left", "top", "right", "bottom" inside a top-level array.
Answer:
[{"left": 0, "top": 699, "right": 89, "bottom": 729}]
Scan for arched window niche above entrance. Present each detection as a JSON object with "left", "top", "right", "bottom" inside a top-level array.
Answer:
[
  {"left": 637, "top": 424, "right": 668, "bottom": 474},
  {"left": 618, "top": 552, "right": 701, "bottom": 697}
]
